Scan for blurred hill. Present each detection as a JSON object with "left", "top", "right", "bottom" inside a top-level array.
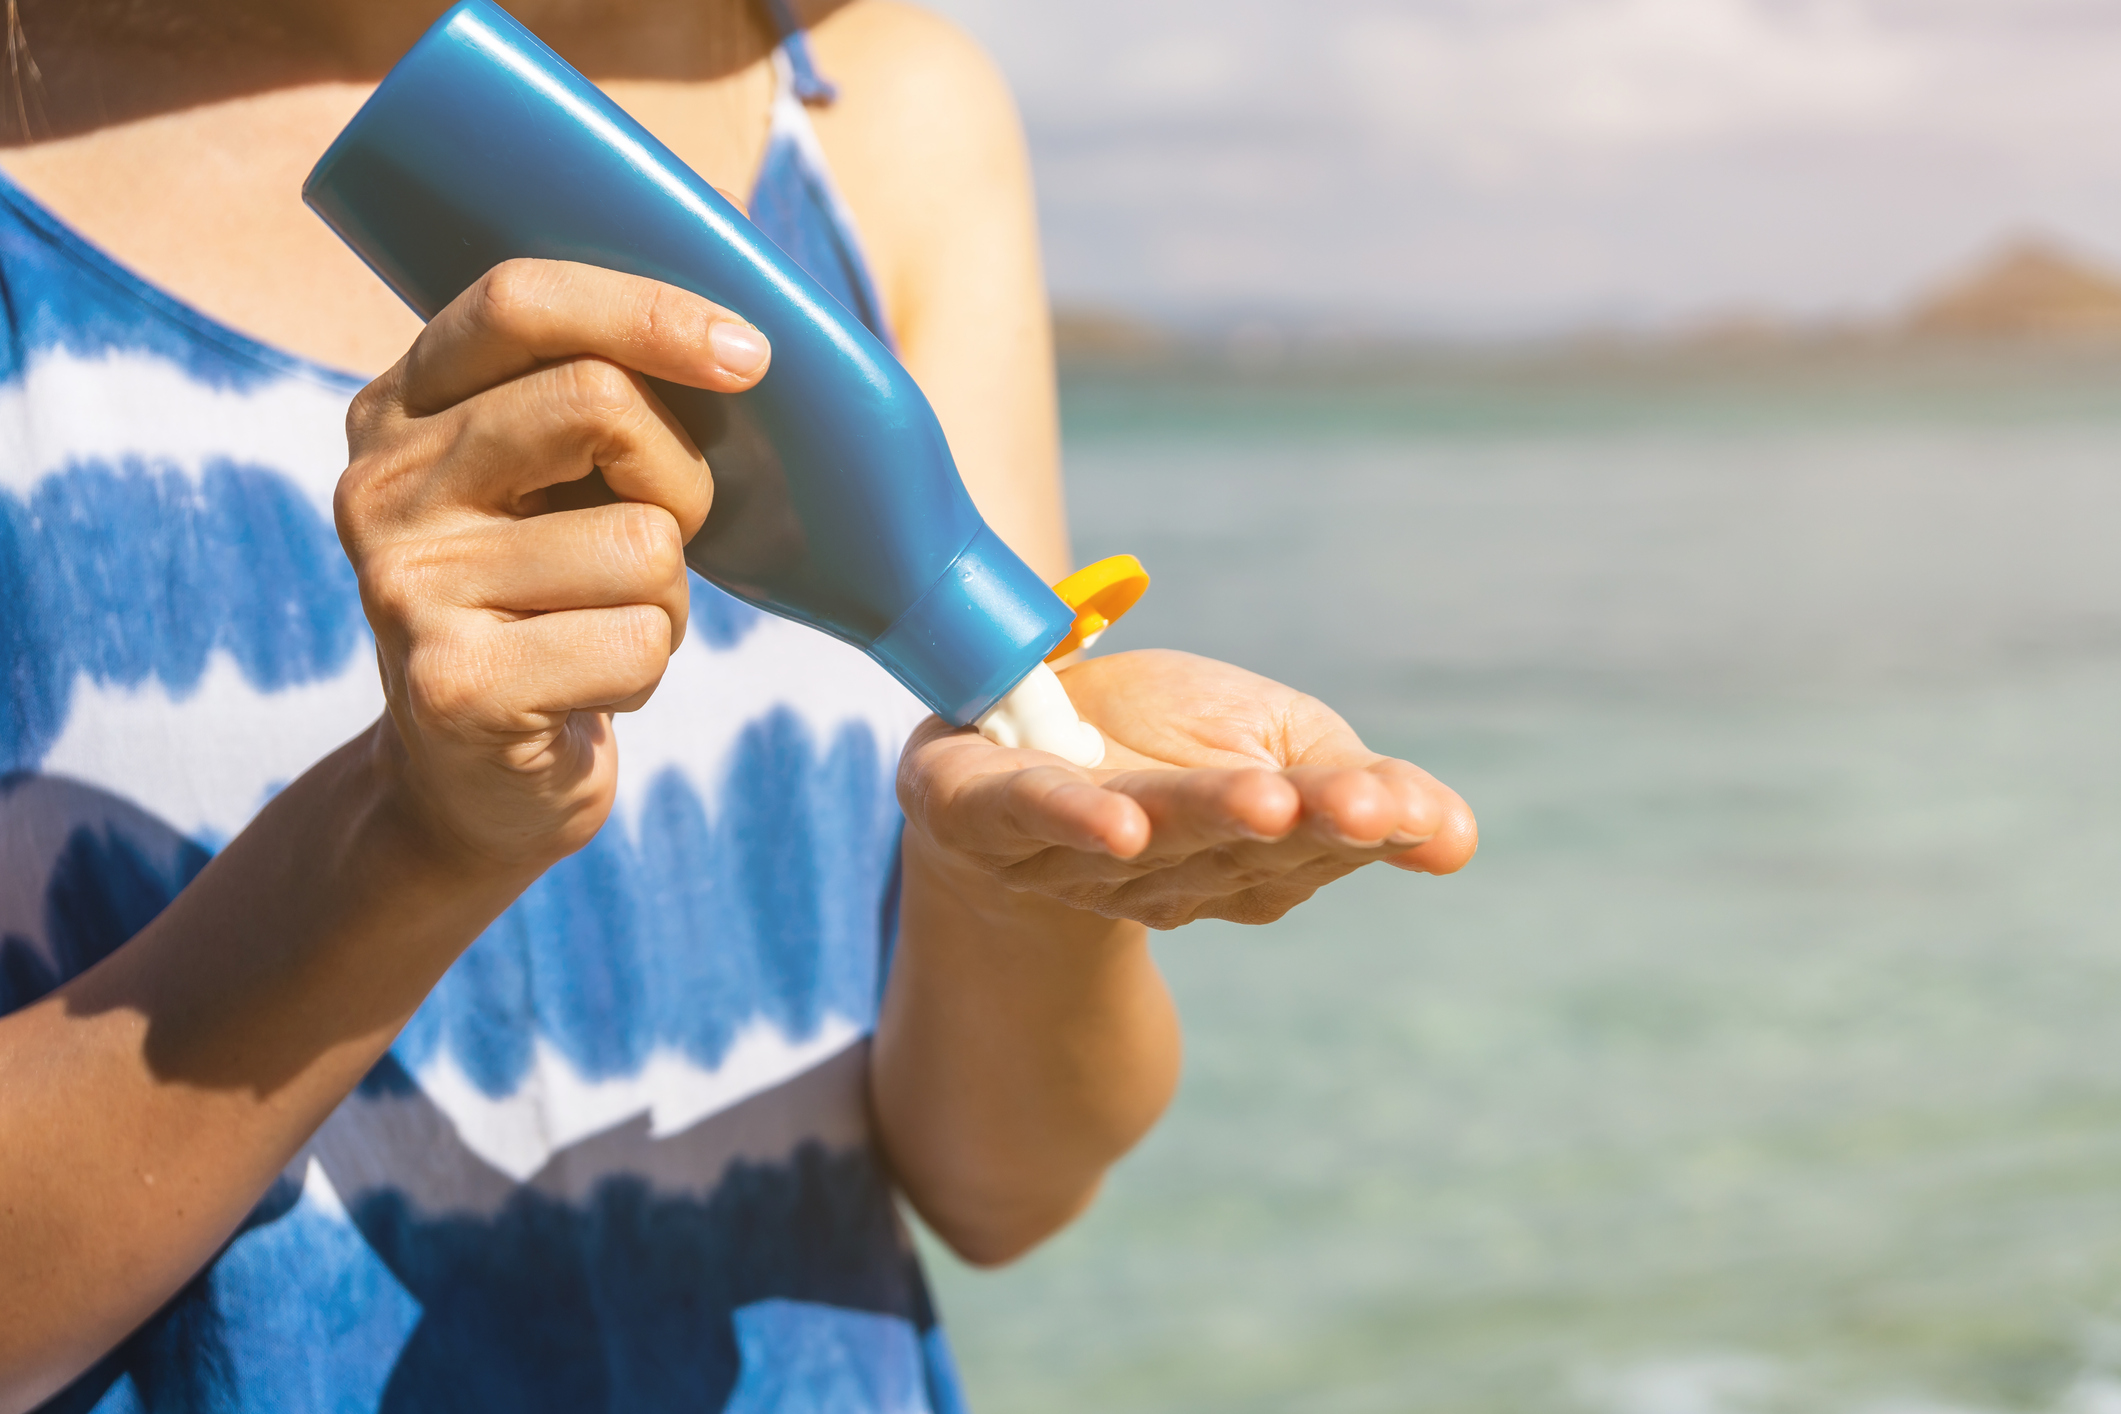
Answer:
[
  {"left": 1050, "top": 234, "right": 2121, "bottom": 370},
  {"left": 1903, "top": 238, "right": 2121, "bottom": 340},
  {"left": 1048, "top": 308, "right": 1175, "bottom": 360}
]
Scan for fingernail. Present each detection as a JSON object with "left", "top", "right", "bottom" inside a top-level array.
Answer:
[
  {"left": 1387, "top": 830, "right": 1428, "bottom": 847},
  {"left": 709, "top": 320, "right": 769, "bottom": 377}
]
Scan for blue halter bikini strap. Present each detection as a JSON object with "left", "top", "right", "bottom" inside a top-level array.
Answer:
[
  {"left": 761, "top": 0, "right": 840, "bottom": 105},
  {"left": 747, "top": 0, "right": 895, "bottom": 348}
]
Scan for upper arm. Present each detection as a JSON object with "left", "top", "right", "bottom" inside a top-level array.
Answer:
[{"left": 804, "top": 2, "right": 1072, "bottom": 581}]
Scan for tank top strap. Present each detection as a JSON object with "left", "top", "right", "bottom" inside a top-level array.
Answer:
[
  {"left": 748, "top": 3, "right": 897, "bottom": 350},
  {"left": 760, "top": 0, "right": 840, "bottom": 105}
]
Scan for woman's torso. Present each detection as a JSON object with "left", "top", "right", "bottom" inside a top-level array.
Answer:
[{"left": 0, "top": 10, "right": 962, "bottom": 1411}]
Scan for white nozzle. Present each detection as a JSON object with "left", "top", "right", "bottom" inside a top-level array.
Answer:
[{"left": 974, "top": 661, "right": 1105, "bottom": 767}]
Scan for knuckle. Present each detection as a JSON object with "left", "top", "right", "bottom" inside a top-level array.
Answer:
[
  {"left": 636, "top": 280, "right": 711, "bottom": 354},
  {"left": 1103, "top": 878, "right": 1194, "bottom": 931},
  {"left": 593, "top": 503, "right": 685, "bottom": 590},
  {"left": 555, "top": 357, "right": 639, "bottom": 426},
  {"left": 404, "top": 631, "right": 494, "bottom": 733},
  {"left": 1399, "top": 794, "right": 1445, "bottom": 842},
  {"left": 1212, "top": 846, "right": 1281, "bottom": 890},
  {"left": 1225, "top": 895, "right": 1296, "bottom": 926},
  {"left": 334, "top": 448, "right": 400, "bottom": 528},
  {"left": 470, "top": 259, "right": 556, "bottom": 340},
  {"left": 677, "top": 452, "right": 714, "bottom": 529},
  {"left": 335, "top": 413, "right": 446, "bottom": 547},
  {"left": 615, "top": 503, "right": 686, "bottom": 581},
  {"left": 338, "top": 410, "right": 418, "bottom": 547},
  {"left": 1138, "top": 900, "right": 1196, "bottom": 931},
  {"left": 608, "top": 602, "right": 675, "bottom": 667},
  {"left": 893, "top": 758, "right": 931, "bottom": 822},
  {"left": 960, "top": 841, "right": 1027, "bottom": 879},
  {"left": 344, "top": 377, "right": 394, "bottom": 441},
  {"left": 1046, "top": 879, "right": 1113, "bottom": 915},
  {"left": 332, "top": 463, "right": 375, "bottom": 550},
  {"left": 357, "top": 539, "right": 438, "bottom": 624}
]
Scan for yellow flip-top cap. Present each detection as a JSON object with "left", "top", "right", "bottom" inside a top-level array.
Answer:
[{"left": 1046, "top": 553, "right": 1150, "bottom": 661}]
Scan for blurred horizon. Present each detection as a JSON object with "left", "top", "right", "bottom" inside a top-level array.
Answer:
[
  {"left": 923, "top": 0, "right": 2121, "bottom": 339},
  {"left": 1045, "top": 236, "right": 2121, "bottom": 379}
]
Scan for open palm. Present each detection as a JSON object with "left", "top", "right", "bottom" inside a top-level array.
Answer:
[{"left": 898, "top": 649, "right": 1477, "bottom": 929}]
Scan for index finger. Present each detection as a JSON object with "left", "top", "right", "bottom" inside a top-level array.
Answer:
[
  {"left": 900, "top": 725, "right": 1149, "bottom": 863},
  {"left": 391, "top": 259, "right": 771, "bottom": 416}
]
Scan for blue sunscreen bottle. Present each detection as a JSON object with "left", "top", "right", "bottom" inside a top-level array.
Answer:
[{"left": 304, "top": 0, "right": 1108, "bottom": 764}]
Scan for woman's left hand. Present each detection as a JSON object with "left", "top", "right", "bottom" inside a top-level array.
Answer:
[{"left": 897, "top": 648, "right": 1477, "bottom": 929}]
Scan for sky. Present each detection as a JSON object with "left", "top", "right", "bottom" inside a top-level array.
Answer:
[{"left": 921, "top": 0, "right": 2121, "bottom": 334}]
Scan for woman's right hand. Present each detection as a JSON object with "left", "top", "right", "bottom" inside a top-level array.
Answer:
[{"left": 336, "top": 259, "right": 770, "bottom": 875}]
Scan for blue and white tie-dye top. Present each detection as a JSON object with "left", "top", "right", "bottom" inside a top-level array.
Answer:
[{"left": 0, "top": 33, "right": 970, "bottom": 1414}]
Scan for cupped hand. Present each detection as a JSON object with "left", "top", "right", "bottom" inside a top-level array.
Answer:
[
  {"left": 898, "top": 649, "right": 1477, "bottom": 928},
  {"left": 337, "top": 259, "right": 770, "bottom": 872}
]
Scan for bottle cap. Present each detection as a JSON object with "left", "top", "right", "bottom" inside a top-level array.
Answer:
[{"left": 1045, "top": 555, "right": 1151, "bottom": 660}]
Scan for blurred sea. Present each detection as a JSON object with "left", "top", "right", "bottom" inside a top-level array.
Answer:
[{"left": 921, "top": 347, "right": 2121, "bottom": 1414}]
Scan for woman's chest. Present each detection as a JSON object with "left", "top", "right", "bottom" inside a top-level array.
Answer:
[{"left": 0, "top": 67, "right": 778, "bottom": 378}]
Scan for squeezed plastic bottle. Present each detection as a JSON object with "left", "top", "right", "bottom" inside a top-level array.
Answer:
[{"left": 304, "top": 0, "right": 1128, "bottom": 765}]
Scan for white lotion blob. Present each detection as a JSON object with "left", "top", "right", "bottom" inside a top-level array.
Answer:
[{"left": 975, "top": 661, "right": 1105, "bottom": 768}]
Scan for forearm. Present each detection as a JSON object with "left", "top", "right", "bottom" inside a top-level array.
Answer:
[
  {"left": 0, "top": 719, "right": 533, "bottom": 1410},
  {"left": 870, "top": 825, "right": 1182, "bottom": 1267}
]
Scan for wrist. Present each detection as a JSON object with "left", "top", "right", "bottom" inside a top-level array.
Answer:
[{"left": 359, "top": 714, "right": 570, "bottom": 894}]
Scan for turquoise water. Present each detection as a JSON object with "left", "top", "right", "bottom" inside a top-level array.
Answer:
[{"left": 923, "top": 357, "right": 2121, "bottom": 1414}]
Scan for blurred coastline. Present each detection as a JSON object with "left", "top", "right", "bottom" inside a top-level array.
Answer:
[{"left": 1050, "top": 236, "right": 2121, "bottom": 420}]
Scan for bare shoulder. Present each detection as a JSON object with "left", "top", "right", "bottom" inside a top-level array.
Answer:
[
  {"left": 806, "top": 0, "right": 1021, "bottom": 142},
  {"left": 799, "top": 0, "right": 1032, "bottom": 293}
]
